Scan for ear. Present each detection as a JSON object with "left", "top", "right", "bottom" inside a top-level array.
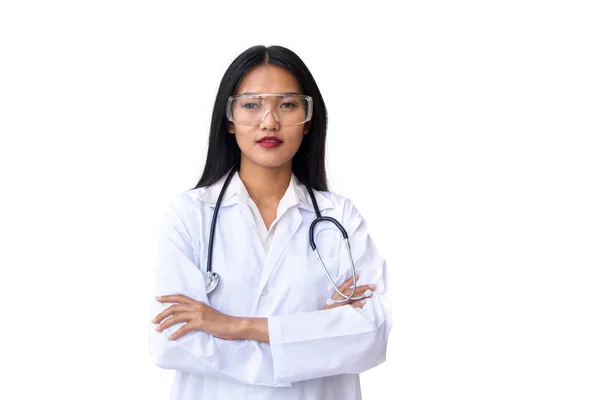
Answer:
[
  {"left": 303, "top": 121, "right": 312, "bottom": 134},
  {"left": 228, "top": 121, "right": 235, "bottom": 134}
]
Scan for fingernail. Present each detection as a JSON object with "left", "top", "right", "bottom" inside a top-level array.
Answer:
[
  {"left": 368, "top": 284, "right": 376, "bottom": 290},
  {"left": 360, "top": 300, "right": 367, "bottom": 305}
]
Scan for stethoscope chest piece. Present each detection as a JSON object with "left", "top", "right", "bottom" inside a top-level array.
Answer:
[{"left": 205, "top": 272, "right": 220, "bottom": 294}]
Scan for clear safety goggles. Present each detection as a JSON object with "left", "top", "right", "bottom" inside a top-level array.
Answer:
[{"left": 226, "top": 93, "right": 313, "bottom": 126}]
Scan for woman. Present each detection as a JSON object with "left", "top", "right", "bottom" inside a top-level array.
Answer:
[{"left": 149, "top": 45, "right": 392, "bottom": 400}]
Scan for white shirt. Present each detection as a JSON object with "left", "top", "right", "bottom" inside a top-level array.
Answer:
[
  {"left": 149, "top": 170, "right": 392, "bottom": 400},
  {"left": 233, "top": 171, "right": 300, "bottom": 254}
]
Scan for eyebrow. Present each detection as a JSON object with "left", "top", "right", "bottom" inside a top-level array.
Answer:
[{"left": 240, "top": 92, "right": 300, "bottom": 95}]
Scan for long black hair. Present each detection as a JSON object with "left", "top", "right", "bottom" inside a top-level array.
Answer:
[{"left": 193, "top": 45, "right": 329, "bottom": 191}]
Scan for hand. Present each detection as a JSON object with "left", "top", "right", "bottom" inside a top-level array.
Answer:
[
  {"left": 324, "top": 274, "right": 375, "bottom": 310},
  {"left": 153, "top": 294, "right": 242, "bottom": 341}
]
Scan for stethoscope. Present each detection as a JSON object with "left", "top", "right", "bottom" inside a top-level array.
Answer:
[{"left": 204, "top": 167, "right": 372, "bottom": 305}]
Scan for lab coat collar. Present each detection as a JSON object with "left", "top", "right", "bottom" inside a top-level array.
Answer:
[{"left": 197, "top": 169, "right": 334, "bottom": 213}]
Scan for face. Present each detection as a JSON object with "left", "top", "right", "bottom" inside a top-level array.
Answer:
[{"left": 228, "top": 64, "right": 310, "bottom": 171}]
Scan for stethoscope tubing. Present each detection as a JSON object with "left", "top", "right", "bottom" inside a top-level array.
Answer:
[
  {"left": 306, "top": 190, "right": 370, "bottom": 304},
  {"left": 206, "top": 167, "right": 370, "bottom": 304}
]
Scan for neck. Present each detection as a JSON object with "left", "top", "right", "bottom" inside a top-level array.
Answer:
[{"left": 238, "top": 162, "right": 292, "bottom": 205}]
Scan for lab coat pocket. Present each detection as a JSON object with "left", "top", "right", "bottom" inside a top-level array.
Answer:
[{"left": 286, "top": 253, "right": 339, "bottom": 313}]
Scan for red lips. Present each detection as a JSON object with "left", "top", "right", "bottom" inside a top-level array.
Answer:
[{"left": 257, "top": 136, "right": 283, "bottom": 143}]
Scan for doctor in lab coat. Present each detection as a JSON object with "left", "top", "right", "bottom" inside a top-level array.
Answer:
[{"left": 149, "top": 44, "right": 392, "bottom": 400}]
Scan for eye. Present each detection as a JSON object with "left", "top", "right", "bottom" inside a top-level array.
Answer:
[
  {"left": 241, "top": 102, "right": 260, "bottom": 109},
  {"left": 280, "top": 102, "right": 297, "bottom": 109}
]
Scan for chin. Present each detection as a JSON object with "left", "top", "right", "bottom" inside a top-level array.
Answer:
[
  {"left": 247, "top": 155, "right": 293, "bottom": 169},
  {"left": 243, "top": 149, "right": 294, "bottom": 167},
  {"left": 258, "top": 160, "right": 293, "bottom": 169}
]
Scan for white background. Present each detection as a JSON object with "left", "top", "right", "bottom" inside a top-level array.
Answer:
[{"left": 1, "top": 1, "right": 599, "bottom": 399}]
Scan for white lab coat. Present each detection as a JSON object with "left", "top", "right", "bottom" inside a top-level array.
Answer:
[{"left": 149, "top": 171, "right": 392, "bottom": 400}]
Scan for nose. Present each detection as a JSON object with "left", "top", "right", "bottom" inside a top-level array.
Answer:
[{"left": 259, "top": 109, "right": 280, "bottom": 130}]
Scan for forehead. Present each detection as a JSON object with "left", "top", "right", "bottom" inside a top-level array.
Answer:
[{"left": 235, "top": 64, "right": 302, "bottom": 95}]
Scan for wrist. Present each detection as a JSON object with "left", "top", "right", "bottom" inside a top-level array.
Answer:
[
  {"left": 236, "top": 317, "right": 269, "bottom": 344},
  {"left": 236, "top": 317, "right": 251, "bottom": 340}
]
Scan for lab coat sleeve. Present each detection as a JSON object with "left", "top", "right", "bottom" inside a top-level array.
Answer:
[
  {"left": 149, "top": 200, "right": 291, "bottom": 388},
  {"left": 267, "top": 198, "right": 393, "bottom": 383}
]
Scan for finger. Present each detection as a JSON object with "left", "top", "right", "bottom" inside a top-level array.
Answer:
[
  {"left": 333, "top": 285, "right": 371, "bottom": 303},
  {"left": 332, "top": 283, "right": 370, "bottom": 304},
  {"left": 331, "top": 274, "right": 359, "bottom": 301},
  {"left": 152, "top": 304, "right": 193, "bottom": 324},
  {"left": 325, "top": 296, "right": 368, "bottom": 310},
  {"left": 327, "top": 284, "right": 375, "bottom": 309},
  {"left": 342, "top": 284, "right": 375, "bottom": 298},
  {"left": 168, "top": 323, "right": 192, "bottom": 341},
  {"left": 350, "top": 300, "right": 367, "bottom": 308},
  {"left": 152, "top": 304, "right": 179, "bottom": 324},
  {"left": 156, "top": 312, "right": 194, "bottom": 333},
  {"left": 324, "top": 300, "right": 344, "bottom": 310},
  {"left": 156, "top": 294, "right": 196, "bottom": 305},
  {"left": 338, "top": 274, "right": 359, "bottom": 291}
]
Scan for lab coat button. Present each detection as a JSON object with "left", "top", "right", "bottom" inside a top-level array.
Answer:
[{"left": 261, "top": 287, "right": 269, "bottom": 296}]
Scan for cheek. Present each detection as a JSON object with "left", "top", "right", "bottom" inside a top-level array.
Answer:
[
  {"left": 282, "top": 133, "right": 305, "bottom": 157},
  {"left": 288, "top": 130, "right": 306, "bottom": 148},
  {"left": 232, "top": 130, "right": 254, "bottom": 150}
]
